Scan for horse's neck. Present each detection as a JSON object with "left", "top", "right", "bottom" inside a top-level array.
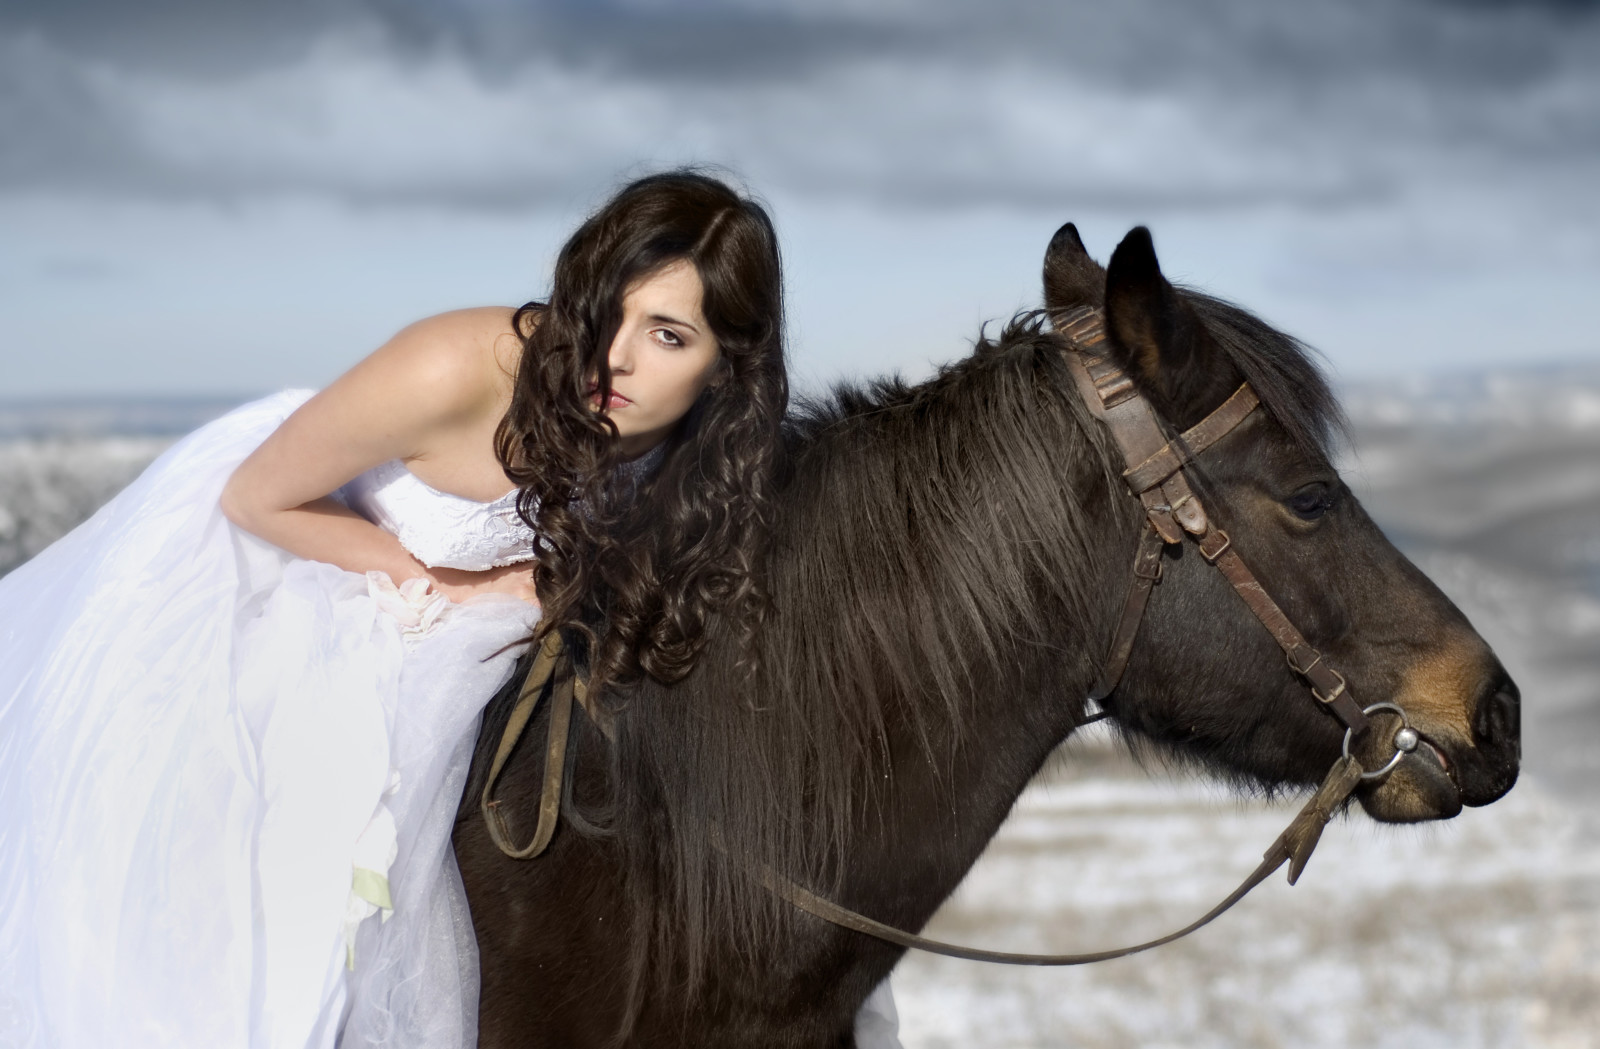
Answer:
[{"left": 825, "top": 448, "right": 1124, "bottom": 933}]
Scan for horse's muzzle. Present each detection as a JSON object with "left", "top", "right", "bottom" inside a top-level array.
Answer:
[
  {"left": 1355, "top": 671, "right": 1520, "bottom": 823},
  {"left": 1459, "top": 672, "right": 1521, "bottom": 807}
]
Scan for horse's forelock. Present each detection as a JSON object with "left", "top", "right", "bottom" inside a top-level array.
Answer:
[{"left": 1183, "top": 291, "right": 1347, "bottom": 460}]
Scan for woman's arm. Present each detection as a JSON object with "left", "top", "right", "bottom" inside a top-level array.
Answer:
[{"left": 220, "top": 311, "right": 534, "bottom": 603}]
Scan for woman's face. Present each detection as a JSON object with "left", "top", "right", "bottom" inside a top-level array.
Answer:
[{"left": 594, "top": 259, "right": 722, "bottom": 457}]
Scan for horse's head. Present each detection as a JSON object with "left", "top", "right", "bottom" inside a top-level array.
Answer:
[{"left": 1045, "top": 223, "right": 1519, "bottom": 823}]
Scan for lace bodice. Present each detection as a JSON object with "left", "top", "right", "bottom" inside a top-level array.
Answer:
[
  {"left": 335, "top": 444, "right": 666, "bottom": 573},
  {"left": 336, "top": 459, "right": 536, "bottom": 572}
]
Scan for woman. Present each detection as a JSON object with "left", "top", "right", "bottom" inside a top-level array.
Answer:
[{"left": 0, "top": 171, "right": 897, "bottom": 1048}]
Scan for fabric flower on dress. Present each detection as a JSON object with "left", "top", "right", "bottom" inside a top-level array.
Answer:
[
  {"left": 366, "top": 571, "right": 451, "bottom": 642},
  {"left": 343, "top": 768, "right": 402, "bottom": 970}
]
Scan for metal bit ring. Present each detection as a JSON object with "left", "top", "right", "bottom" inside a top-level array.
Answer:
[{"left": 1341, "top": 701, "right": 1417, "bottom": 781}]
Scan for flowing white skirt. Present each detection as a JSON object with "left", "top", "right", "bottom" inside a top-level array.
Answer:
[{"left": 0, "top": 392, "right": 538, "bottom": 1049}]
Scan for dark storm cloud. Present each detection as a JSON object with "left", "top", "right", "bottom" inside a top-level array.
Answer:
[
  {"left": 2, "top": 0, "right": 1597, "bottom": 211},
  {"left": 0, "top": 0, "right": 894, "bottom": 82}
]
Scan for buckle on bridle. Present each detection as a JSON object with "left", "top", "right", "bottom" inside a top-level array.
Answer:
[
  {"left": 1310, "top": 667, "right": 1347, "bottom": 706},
  {"left": 1198, "top": 529, "right": 1231, "bottom": 562},
  {"left": 1286, "top": 644, "right": 1324, "bottom": 677},
  {"left": 1287, "top": 648, "right": 1350, "bottom": 707},
  {"left": 1132, "top": 539, "right": 1164, "bottom": 581}
]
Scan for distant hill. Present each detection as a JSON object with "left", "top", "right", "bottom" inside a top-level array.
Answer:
[
  {"left": 1340, "top": 362, "right": 1600, "bottom": 430},
  {"left": 0, "top": 395, "right": 255, "bottom": 440},
  {"left": 0, "top": 396, "right": 261, "bottom": 575}
]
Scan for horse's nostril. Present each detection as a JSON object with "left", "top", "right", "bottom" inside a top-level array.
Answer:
[{"left": 1473, "top": 674, "right": 1521, "bottom": 751}]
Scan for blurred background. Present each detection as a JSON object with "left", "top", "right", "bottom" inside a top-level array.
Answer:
[{"left": 2, "top": 1, "right": 1597, "bottom": 1046}]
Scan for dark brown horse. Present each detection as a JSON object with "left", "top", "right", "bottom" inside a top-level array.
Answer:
[{"left": 453, "top": 225, "right": 1520, "bottom": 1048}]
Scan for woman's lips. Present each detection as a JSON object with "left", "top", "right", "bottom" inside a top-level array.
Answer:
[{"left": 587, "top": 385, "right": 632, "bottom": 409}]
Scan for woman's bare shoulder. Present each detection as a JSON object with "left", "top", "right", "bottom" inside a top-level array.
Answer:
[
  {"left": 359, "top": 307, "right": 522, "bottom": 419},
  {"left": 390, "top": 307, "right": 519, "bottom": 365},
  {"left": 403, "top": 306, "right": 518, "bottom": 338}
]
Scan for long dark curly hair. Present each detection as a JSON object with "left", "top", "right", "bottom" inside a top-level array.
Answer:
[{"left": 495, "top": 171, "right": 787, "bottom": 689}]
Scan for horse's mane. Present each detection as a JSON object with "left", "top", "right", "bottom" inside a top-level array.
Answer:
[
  {"left": 469, "top": 292, "right": 1343, "bottom": 1004},
  {"left": 593, "top": 315, "right": 1114, "bottom": 989}
]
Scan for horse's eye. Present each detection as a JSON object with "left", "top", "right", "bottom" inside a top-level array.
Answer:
[{"left": 1285, "top": 484, "right": 1333, "bottom": 521}]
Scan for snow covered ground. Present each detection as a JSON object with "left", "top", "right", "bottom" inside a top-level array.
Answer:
[
  {"left": 0, "top": 396, "right": 233, "bottom": 576},
  {"left": 0, "top": 436, "right": 173, "bottom": 575},
  {"left": 2, "top": 372, "right": 1597, "bottom": 1046},
  {"left": 895, "top": 742, "right": 1600, "bottom": 1049}
]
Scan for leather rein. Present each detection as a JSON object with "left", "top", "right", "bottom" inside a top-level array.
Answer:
[{"left": 479, "top": 305, "right": 1423, "bottom": 966}]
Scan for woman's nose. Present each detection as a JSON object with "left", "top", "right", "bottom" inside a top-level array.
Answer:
[{"left": 607, "top": 332, "right": 633, "bottom": 374}]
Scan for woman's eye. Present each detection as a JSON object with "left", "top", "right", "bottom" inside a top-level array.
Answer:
[
  {"left": 1285, "top": 484, "right": 1334, "bottom": 521},
  {"left": 652, "top": 328, "right": 684, "bottom": 347}
]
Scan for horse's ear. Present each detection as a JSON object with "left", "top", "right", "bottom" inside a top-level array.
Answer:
[
  {"left": 1043, "top": 222, "right": 1106, "bottom": 313},
  {"left": 1102, "top": 227, "right": 1209, "bottom": 395}
]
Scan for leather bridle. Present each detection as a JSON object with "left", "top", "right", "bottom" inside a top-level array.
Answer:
[
  {"left": 1055, "top": 305, "right": 1371, "bottom": 739},
  {"left": 480, "top": 305, "right": 1425, "bottom": 966}
]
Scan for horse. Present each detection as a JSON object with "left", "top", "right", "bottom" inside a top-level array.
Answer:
[{"left": 452, "top": 223, "right": 1521, "bottom": 1048}]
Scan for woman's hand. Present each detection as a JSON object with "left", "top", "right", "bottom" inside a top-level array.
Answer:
[{"left": 426, "top": 563, "right": 539, "bottom": 606}]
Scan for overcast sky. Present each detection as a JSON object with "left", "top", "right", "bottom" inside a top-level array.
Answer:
[{"left": 3, "top": 0, "right": 1598, "bottom": 397}]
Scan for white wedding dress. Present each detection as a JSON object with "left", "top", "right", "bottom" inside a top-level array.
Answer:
[
  {"left": 0, "top": 390, "right": 537, "bottom": 1048},
  {"left": 0, "top": 390, "right": 901, "bottom": 1049}
]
